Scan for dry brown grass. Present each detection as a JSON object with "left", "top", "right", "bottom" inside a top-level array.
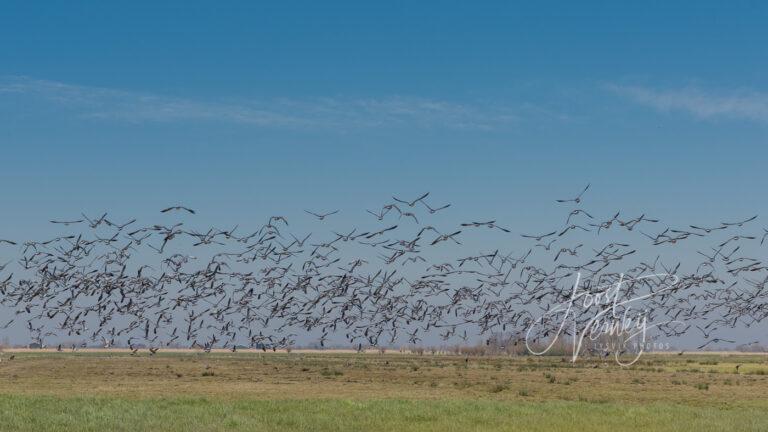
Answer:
[{"left": 1, "top": 351, "right": 767, "bottom": 406}]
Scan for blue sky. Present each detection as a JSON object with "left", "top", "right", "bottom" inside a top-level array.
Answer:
[
  {"left": 1, "top": 1, "right": 767, "bottom": 347},
  {"left": 1, "top": 1, "right": 767, "bottom": 233}
]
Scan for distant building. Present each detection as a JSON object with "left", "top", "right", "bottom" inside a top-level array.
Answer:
[{"left": 27, "top": 342, "right": 42, "bottom": 349}]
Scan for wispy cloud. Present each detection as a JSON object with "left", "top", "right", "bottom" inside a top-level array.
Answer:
[
  {"left": 0, "top": 76, "right": 543, "bottom": 131},
  {"left": 607, "top": 84, "right": 768, "bottom": 123}
]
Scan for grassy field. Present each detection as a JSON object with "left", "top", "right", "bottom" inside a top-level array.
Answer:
[{"left": 1, "top": 350, "right": 767, "bottom": 431}]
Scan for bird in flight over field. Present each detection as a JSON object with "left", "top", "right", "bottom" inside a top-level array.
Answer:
[
  {"left": 556, "top": 184, "right": 590, "bottom": 204},
  {"left": 161, "top": 206, "right": 196, "bottom": 214},
  {"left": 304, "top": 210, "right": 339, "bottom": 220}
]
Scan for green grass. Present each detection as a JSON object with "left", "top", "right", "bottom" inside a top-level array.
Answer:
[
  {"left": 1, "top": 395, "right": 767, "bottom": 432},
  {"left": 1, "top": 351, "right": 768, "bottom": 430}
]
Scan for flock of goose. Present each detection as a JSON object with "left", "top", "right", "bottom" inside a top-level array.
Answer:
[{"left": 0, "top": 186, "right": 766, "bottom": 355}]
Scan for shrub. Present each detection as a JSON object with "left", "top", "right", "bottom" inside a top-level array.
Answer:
[{"left": 489, "top": 384, "right": 508, "bottom": 393}]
